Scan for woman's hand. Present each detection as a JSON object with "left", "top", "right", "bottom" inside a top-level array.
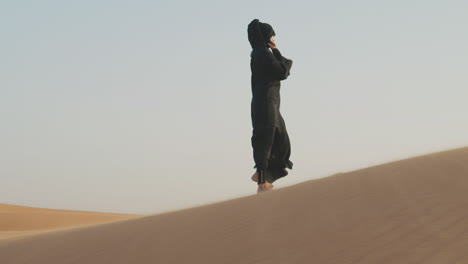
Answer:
[{"left": 269, "top": 38, "right": 277, "bottom": 49}]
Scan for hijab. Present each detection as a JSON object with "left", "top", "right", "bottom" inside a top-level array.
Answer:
[{"left": 247, "top": 19, "right": 276, "bottom": 49}]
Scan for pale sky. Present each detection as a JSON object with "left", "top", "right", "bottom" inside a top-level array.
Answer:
[{"left": 1, "top": 0, "right": 467, "bottom": 214}]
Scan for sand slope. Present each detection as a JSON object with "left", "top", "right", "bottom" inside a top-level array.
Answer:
[
  {"left": 0, "top": 203, "right": 141, "bottom": 239},
  {"left": 1, "top": 147, "right": 468, "bottom": 263}
]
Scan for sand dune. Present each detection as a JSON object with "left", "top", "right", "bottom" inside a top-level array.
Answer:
[
  {"left": 0, "top": 203, "right": 141, "bottom": 239},
  {"left": 1, "top": 146, "right": 468, "bottom": 263}
]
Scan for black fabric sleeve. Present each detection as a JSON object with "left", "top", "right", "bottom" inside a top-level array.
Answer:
[
  {"left": 264, "top": 48, "right": 293, "bottom": 81},
  {"left": 271, "top": 48, "right": 284, "bottom": 61}
]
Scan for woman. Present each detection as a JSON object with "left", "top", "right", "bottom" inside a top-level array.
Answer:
[{"left": 247, "top": 19, "right": 294, "bottom": 193}]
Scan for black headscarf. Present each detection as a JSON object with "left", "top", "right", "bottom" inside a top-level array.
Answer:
[{"left": 247, "top": 19, "right": 276, "bottom": 49}]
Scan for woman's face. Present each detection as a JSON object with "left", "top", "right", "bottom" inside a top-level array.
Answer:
[{"left": 269, "top": 35, "right": 275, "bottom": 43}]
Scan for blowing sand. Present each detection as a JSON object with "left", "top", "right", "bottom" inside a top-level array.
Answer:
[{"left": 1, "top": 146, "right": 468, "bottom": 263}]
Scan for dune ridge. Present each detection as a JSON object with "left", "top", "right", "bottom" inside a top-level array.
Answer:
[
  {"left": 1, "top": 146, "right": 468, "bottom": 263},
  {"left": 0, "top": 203, "right": 141, "bottom": 240}
]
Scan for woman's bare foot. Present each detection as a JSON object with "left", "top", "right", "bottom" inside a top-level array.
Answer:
[
  {"left": 251, "top": 171, "right": 259, "bottom": 182},
  {"left": 252, "top": 171, "right": 274, "bottom": 193},
  {"left": 257, "top": 181, "right": 274, "bottom": 193}
]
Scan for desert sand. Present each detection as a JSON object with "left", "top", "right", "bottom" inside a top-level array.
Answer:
[
  {"left": 0, "top": 203, "right": 141, "bottom": 239},
  {"left": 1, "top": 146, "right": 468, "bottom": 263}
]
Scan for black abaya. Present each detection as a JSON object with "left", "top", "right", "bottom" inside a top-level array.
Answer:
[{"left": 248, "top": 19, "right": 294, "bottom": 184}]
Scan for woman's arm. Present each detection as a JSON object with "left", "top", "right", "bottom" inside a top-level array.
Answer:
[{"left": 264, "top": 48, "right": 293, "bottom": 81}]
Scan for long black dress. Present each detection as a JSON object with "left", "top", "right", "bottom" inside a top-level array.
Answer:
[{"left": 250, "top": 45, "right": 294, "bottom": 184}]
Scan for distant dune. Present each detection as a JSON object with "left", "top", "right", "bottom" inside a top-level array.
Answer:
[
  {"left": 1, "top": 146, "right": 468, "bottom": 263},
  {"left": 0, "top": 203, "right": 141, "bottom": 239}
]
